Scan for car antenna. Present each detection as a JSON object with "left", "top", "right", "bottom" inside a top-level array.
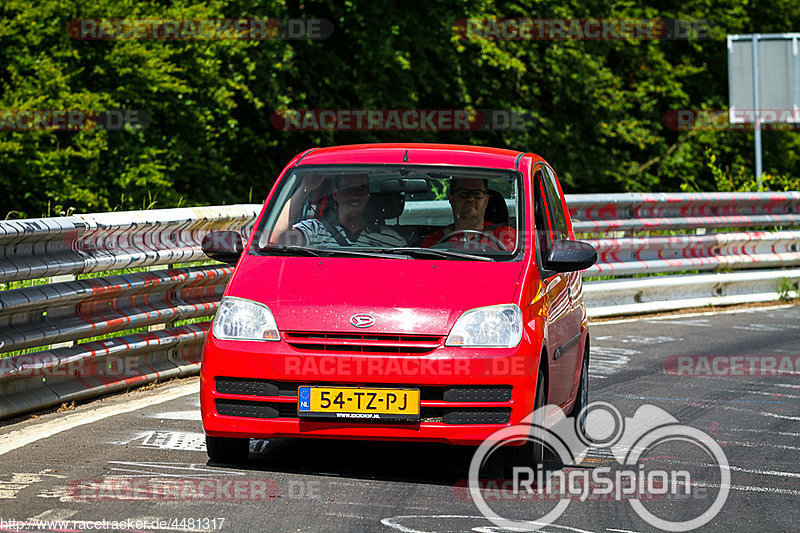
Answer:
[{"left": 403, "top": 149, "right": 408, "bottom": 162}]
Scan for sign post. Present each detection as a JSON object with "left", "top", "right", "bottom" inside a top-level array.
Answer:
[{"left": 728, "top": 33, "right": 800, "bottom": 187}]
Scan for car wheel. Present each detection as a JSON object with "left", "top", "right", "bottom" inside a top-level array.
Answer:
[
  {"left": 568, "top": 345, "right": 589, "bottom": 438},
  {"left": 206, "top": 435, "right": 250, "bottom": 465},
  {"left": 504, "top": 369, "right": 546, "bottom": 477}
]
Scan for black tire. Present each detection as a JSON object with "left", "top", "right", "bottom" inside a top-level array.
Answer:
[
  {"left": 568, "top": 345, "right": 590, "bottom": 438},
  {"left": 206, "top": 435, "right": 250, "bottom": 465},
  {"left": 504, "top": 369, "right": 546, "bottom": 478}
]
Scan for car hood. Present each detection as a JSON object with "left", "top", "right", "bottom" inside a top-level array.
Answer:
[{"left": 226, "top": 256, "right": 525, "bottom": 336}]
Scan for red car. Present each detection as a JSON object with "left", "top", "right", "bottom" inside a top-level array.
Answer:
[{"left": 200, "top": 143, "right": 596, "bottom": 469}]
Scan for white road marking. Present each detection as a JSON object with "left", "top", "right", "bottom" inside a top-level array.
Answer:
[
  {"left": 597, "top": 335, "right": 679, "bottom": 344},
  {"left": 106, "top": 461, "right": 246, "bottom": 478},
  {"left": 720, "top": 427, "right": 800, "bottom": 438},
  {"left": 38, "top": 486, "right": 68, "bottom": 499},
  {"left": 656, "top": 458, "right": 800, "bottom": 480},
  {"left": 120, "top": 431, "right": 207, "bottom": 451},
  {"left": 691, "top": 481, "right": 800, "bottom": 496},
  {"left": 588, "top": 346, "right": 640, "bottom": 379},
  {"left": 717, "top": 440, "right": 800, "bottom": 452},
  {"left": 712, "top": 404, "right": 800, "bottom": 422},
  {"left": 381, "top": 515, "right": 597, "bottom": 533},
  {"left": 717, "top": 388, "right": 800, "bottom": 400},
  {"left": 147, "top": 410, "right": 202, "bottom": 421},
  {"left": 29, "top": 509, "right": 78, "bottom": 521},
  {"left": 594, "top": 304, "right": 797, "bottom": 325},
  {"left": 0, "top": 470, "right": 65, "bottom": 499},
  {"left": 0, "top": 382, "right": 197, "bottom": 457},
  {"left": 731, "top": 323, "right": 786, "bottom": 332},
  {"left": 720, "top": 464, "right": 800, "bottom": 479},
  {"left": 598, "top": 394, "right": 800, "bottom": 421},
  {"left": 0, "top": 473, "right": 46, "bottom": 499},
  {"left": 644, "top": 319, "right": 712, "bottom": 327}
]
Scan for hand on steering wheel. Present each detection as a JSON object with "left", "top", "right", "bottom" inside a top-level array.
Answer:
[{"left": 434, "top": 229, "right": 506, "bottom": 251}]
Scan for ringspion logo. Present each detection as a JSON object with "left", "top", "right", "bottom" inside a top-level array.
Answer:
[{"left": 468, "top": 402, "right": 729, "bottom": 531}]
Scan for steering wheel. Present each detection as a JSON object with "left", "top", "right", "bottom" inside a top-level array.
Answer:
[{"left": 434, "top": 229, "right": 506, "bottom": 251}]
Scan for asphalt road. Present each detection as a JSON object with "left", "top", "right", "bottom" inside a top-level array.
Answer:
[{"left": 0, "top": 304, "right": 798, "bottom": 533}]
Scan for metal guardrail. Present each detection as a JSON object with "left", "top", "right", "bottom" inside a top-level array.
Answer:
[
  {"left": 568, "top": 191, "right": 800, "bottom": 232},
  {"left": 583, "top": 269, "right": 800, "bottom": 318},
  {"left": 0, "top": 205, "right": 259, "bottom": 283},
  {"left": 0, "top": 205, "right": 260, "bottom": 419},
  {"left": 1, "top": 193, "right": 799, "bottom": 418},
  {"left": 569, "top": 192, "right": 800, "bottom": 316},
  {"left": 584, "top": 230, "right": 800, "bottom": 276}
]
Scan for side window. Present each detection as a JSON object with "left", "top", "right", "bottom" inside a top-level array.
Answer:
[
  {"left": 541, "top": 165, "right": 568, "bottom": 241},
  {"left": 533, "top": 170, "right": 553, "bottom": 257}
]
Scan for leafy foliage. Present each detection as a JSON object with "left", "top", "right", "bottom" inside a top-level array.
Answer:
[{"left": 1, "top": 0, "right": 799, "bottom": 218}]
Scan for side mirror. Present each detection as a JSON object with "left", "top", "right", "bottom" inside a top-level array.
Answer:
[
  {"left": 543, "top": 239, "right": 597, "bottom": 272},
  {"left": 201, "top": 231, "right": 244, "bottom": 264}
]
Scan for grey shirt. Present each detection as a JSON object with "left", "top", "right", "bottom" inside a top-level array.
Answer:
[{"left": 293, "top": 218, "right": 406, "bottom": 247}]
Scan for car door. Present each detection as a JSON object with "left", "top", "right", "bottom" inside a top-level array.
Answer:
[{"left": 534, "top": 164, "right": 581, "bottom": 408}]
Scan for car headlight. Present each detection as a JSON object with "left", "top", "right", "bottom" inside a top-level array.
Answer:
[
  {"left": 212, "top": 296, "right": 280, "bottom": 341},
  {"left": 445, "top": 304, "right": 523, "bottom": 348}
]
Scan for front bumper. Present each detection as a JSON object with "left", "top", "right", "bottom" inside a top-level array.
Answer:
[{"left": 200, "top": 333, "right": 540, "bottom": 446}]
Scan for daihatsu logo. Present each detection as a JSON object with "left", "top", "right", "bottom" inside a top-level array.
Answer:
[{"left": 350, "top": 314, "right": 375, "bottom": 328}]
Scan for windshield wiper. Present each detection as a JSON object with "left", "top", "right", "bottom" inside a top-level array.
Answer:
[
  {"left": 374, "top": 247, "right": 494, "bottom": 262},
  {"left": 255, "top": 245, "right": 324, "bottom": 257},
  {"left": 256, "top": 245, "right": 410, "bottom": 259},
  {"left": 322, "top": 248, "right": 412, "bottom": 259}
]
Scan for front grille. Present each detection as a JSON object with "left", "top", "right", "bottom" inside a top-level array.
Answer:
[
  {"left": 442, "top": 409, "right": 511, "bottom": 425},
  {"left": 283, "top": 331, "right": 442, "bottom": 354},
  {"left": 443, "top": 386, "right": 512, "bottom": 402},
  {"left": 216, "top": 377, "right": 279, "bottom": 397},
  {"left": 215, "top": 378, "right": 512, "bottom": 403},
  {"left": 215, "top": 398, "right": 511, "bottom": 425},
  {"left": 215, "top": 399, "right": 295, "bottom": 419}
]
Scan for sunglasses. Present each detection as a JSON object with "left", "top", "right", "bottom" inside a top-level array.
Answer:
[{"left": 453, "top": 189, "right": 488, "bottom": 199}]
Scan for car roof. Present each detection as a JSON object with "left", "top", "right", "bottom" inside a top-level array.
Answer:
[{"left": 294, "top": 143, "right": 540, "bottom": 170}]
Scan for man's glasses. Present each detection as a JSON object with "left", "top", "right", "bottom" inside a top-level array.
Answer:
[{"left": 453, "top": 189, "right": 488, "bottom": 199}]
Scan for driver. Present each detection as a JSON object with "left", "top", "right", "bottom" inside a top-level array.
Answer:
[
  {"left": 272, "top": 173, "right": 406, "bottom": 247},
  {"left": 421, "top": 177, "right": 516, "bottom": 251}
]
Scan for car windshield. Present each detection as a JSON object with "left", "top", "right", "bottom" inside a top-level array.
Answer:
[{"left": 251, "top": 165, "right": 523, "bottom": 260}]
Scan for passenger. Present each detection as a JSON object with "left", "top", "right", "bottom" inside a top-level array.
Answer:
[
  {"left": 272, "top": 173, "right": 406, "bottom": 247},
  {"left": 421, "top": 177, "right": 516, "bottom": 251}
]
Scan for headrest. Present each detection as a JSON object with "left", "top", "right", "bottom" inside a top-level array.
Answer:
[
  {"left": 367, "top": 193, "right": 405, "bottom": 222},
  {"left": 485, "top": 189, "right": 509, "bottom": 225}
]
